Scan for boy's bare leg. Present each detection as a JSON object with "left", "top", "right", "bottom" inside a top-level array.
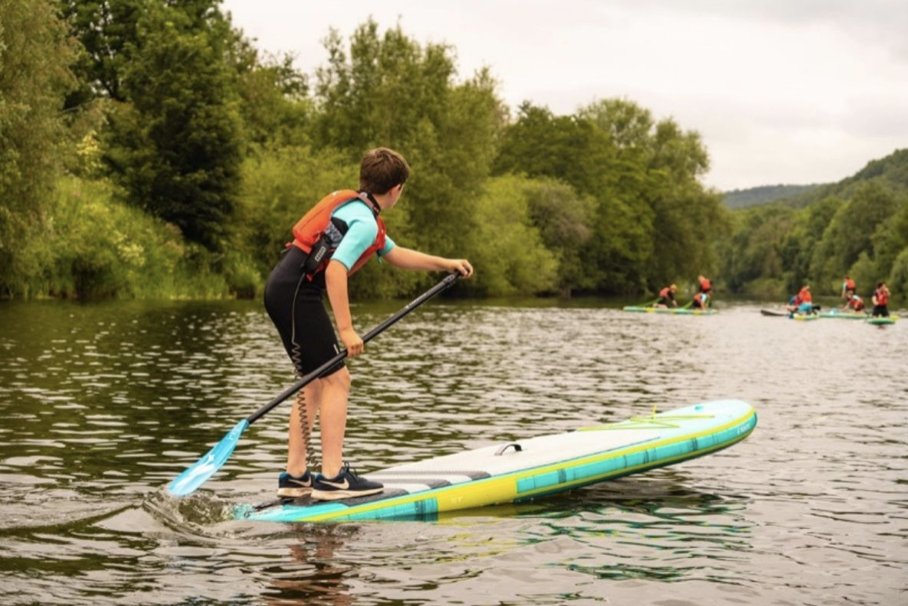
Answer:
[
  {"left": 316, "top": 368, "right": 351, "bottom": 479},
  {"left": 287, "top": 381, "right": 320, "bottom": 476}
]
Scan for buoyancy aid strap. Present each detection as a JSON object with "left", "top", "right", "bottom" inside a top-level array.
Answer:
[{"left": 357, "top": 191, "right": 382, "bottom": 217}]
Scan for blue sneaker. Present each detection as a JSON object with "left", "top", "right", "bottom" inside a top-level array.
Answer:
[
  {"left": 311, "top": 463, "right": 383, "bottom": 501},
  {"left": 278, "top": 470, "right": 313, "bottom": 498}
]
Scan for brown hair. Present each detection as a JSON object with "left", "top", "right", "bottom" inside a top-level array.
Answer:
[{"left": 359, "top": 147, "right": 410, "bottom": 194}]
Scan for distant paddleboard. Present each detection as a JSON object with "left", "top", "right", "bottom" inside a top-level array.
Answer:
[
  {"left": 760, "top": 309, "right": 788, "bottom": 317},
  {"left": 820, "top": 310, "right": 867, "bottom": 319},
  {"left": 867, "top": 316, "right": 898, "bottom": 325},
  {"left": 238, "top": 400, "right": 756, "bottom": 523},
  {"left": 623, "top": 306, "right": 717, "bottom": 315}
]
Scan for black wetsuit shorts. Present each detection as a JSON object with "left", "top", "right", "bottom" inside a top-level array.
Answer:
[
  {"left": 263, "top": 247, "right": 344, "bottom": 377},
  {"left": 872, "top": 305, "right": 890, "bottom": 318}
]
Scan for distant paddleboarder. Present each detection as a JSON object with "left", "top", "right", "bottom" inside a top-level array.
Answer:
[
  {"left": 871, "top": 282, "right": 890, "bottom": 318},
  {"left": 656, "top": 284, "right": 678, "bottom": 308}
]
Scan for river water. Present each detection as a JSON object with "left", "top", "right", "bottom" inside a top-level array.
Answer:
[{"left": 0, "top": 295, "right": 905, "bottom": 605}]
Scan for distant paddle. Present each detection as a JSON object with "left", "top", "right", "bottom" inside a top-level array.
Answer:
[{"left": 167, "top": 272, "right": 462, "bottom": 498}]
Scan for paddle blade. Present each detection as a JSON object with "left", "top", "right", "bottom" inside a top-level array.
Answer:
[{"left": 167, "top": 419, "right": 249, "bottom": 497}]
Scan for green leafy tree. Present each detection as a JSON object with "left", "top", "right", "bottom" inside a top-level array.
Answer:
[
  {"left": 579, "top": 99, "right": 726, "bottom": 291},
  {"left": 719, "top": 205, "right": 796, "bottom": 294},
  {"left": 779, "top": 196, "right": 842, "bottom": 293},
  {"left": 104, "top": 2, "right": 242, "bottom": 252},
  {"left": 0, "top": 0, "right": 75, "bottom": 295},
  {"left": 811, "top": 182, "right": 901, "bottom": 292},
  {"left": 869, "top": 196, "right": 908, "bottom": 283},
  {"left": 312, "top": 20, "right": 505, "bottom": 285},
  {"left": 888, "top": 248, "right": 908, "bottom": 297},
  {"left": 492, "top": 102, "right": 652, "bottom": 293},
  {"left": 232, "top": 41, "right": 311, "bottom": 148},
  {"left": 523, "top": 178, "right": 596, "bottom": 295},
  {"left": 57, "top": 0, "right": 144, "bottom": 107},
  {"left": 464, "top": 174, "right": 558, "bottom": 296}
]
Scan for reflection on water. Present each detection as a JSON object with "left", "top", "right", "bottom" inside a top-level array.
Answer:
[{"left": 0, "top": 298, "right": 906, "bottom": 605}]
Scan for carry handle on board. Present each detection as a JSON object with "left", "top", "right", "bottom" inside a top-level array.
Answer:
[{"left": 167, "top": 272, "right": 462, "bottom": 498}]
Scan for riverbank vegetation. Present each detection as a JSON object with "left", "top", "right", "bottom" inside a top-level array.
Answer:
[
  {"left": 720, "top": 153, "right": 908, "bottom": 298},
  {"left": 1, "top": 0, "right": 905, "bottom": 301}
]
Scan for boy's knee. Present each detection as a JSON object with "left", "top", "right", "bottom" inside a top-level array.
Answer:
[{"left": 321, "top": 366, "right": 351, "bottom": 391}]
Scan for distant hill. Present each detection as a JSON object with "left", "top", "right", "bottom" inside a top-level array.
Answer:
[
  {"left": 780, "top": 148, "right": 908, "bottom": 207},
  {"left": 723, "top": 184, "right": 824, "bottom": 209}
]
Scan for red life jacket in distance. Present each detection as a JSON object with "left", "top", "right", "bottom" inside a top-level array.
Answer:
[
  {"left": 659, "top": 286, "right": 671, "bottom": 298},
  {"left": 850, "top": 296, "right": 864, "bottom": 311},
  {"left": 698, "top": 276, "right": 711, "bottom": 291},
  {"left": 291, "top": 190, "right": 386, "bottom": 276},
  {"left": 844, "top": 278, "right": 856, "bottom": 292},
  {"left": 798, "top": 288, "right": 812, "bottom": 303},
  {"left": 875, "top": 288, "right": 889, "bottom": 306}
]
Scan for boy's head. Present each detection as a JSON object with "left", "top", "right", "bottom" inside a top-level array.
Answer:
[{"left": 360, "top": 147, "right": 410, "bottom": 194}]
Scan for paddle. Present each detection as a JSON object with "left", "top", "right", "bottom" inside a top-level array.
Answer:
[{"left": 167, "top": 272, "right": 462, "bottom": 497}]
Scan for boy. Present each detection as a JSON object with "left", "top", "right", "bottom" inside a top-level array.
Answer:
[
  {"left": 841, "top": 291, "right": 865, "bottom": 314},
  {"left": 872, "top": 282, "right": 890, "bottom": 317},
  {"left": 264, "top": 148, "right": 473, "bottom": 500},
  {"left": 656, "top": 284, "right": 678, "bottom": 308},
  {"left": 841, "top": 275, "right": 856, "bottom": 299}
]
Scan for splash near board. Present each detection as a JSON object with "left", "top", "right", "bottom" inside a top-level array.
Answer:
[
  {"left": 622, "top": 306, "right": 717, "bottom": 315},
  {"left": 238, "top": 399, "right": 756, "bottom": 523}
]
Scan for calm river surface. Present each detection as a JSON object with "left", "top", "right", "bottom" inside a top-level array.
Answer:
[{"left": 0, "top": 295, "right": 906, "bottom": 605}]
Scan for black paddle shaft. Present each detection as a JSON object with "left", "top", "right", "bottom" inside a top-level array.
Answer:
[{"left": 246, "top": 272, "right": 460, "bottom": 425}]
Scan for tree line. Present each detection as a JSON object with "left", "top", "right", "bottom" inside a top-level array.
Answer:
[
  {"left": 1, "top": 1, "right": 901, "bottom": 302},
  {"left": 719, "top": 170, "right": 908, "bottom": 299}
]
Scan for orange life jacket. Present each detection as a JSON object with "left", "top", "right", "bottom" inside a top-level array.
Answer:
[
  {"left": 850, "top": 296, "right": 864, "bottom": 311},
  {"left": 843, "top": 278, "right": 855, "bottom": 292},
  {"left": 659, "top": 286, "right": 671, "bottom": 299},
  {"left": 875, "top": 288, "right": 889, "bottom": 306},
  {"left": 698, "top": 277, "right": 711, "bottom": 291},
  {"left": 798, "top": 288, "right": 812, "bottom": 303},
  {"left": 290, "top": 190, "right": 386, "bottom": 277}
]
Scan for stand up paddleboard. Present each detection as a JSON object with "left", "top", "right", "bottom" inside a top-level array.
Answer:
[
  {"left": 238, "top": 399, "right": 756, "bottom": 523},
  {"left": 820, "top": 311, "right": 867, "bottom": 319},
  {"left": 791, "top": 314, "right": 819, "bottom": 321},
  {"left": 760, "top": 309, "right": 788, "bottom": 317},
  {"left": 623, "top": 306, "right": 717, "bottom": 315},
  {"left": 867, "top": 316, "right": 898, "bottom": 325}
]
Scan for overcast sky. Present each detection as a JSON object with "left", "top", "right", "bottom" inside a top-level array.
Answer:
[{"left": 220, "top": 0, "right": 908, "bottom": 191}]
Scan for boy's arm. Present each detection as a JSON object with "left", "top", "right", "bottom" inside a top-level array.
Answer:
[
  {"left": 325, "top": 260, "right": 363, "bottom": 357},
  {"left": 384, "top": 246, "right": 473, "bottom": 277}
]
